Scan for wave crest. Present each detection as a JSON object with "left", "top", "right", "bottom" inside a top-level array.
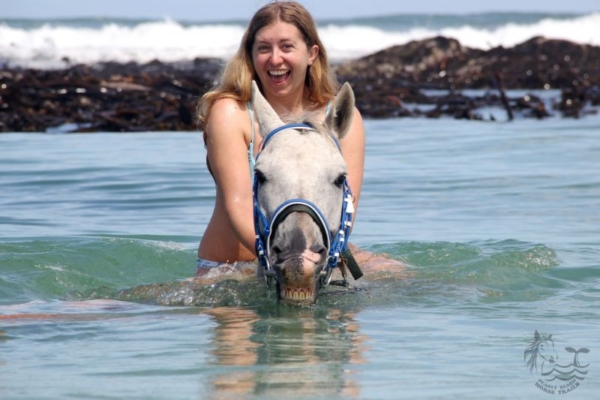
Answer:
[{"left": 1, "top": 13, "right": 599, "bottom": 68}]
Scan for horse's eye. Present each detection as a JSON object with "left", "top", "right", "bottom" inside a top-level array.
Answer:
[
  {"left": 333, "top": 174, "right": 346, "bottom": 188},
  {"left": 255, "top": 170, "right": 267, "bottom": 184}
]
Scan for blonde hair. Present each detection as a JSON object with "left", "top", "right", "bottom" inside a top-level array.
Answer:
[{"left": 197, "top": 1, "right": 339, "bottom": 125}]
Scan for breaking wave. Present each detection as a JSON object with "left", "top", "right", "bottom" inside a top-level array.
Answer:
[{"left": 1, "top": 13, "right": 598, "bottom": 68}]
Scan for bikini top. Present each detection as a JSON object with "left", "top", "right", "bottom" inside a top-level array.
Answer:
[{"left": 247, "top": 100, "right": 332, "bottom": 179}]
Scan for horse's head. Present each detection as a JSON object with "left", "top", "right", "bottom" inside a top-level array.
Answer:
[
  {"left": 524, "top": 330, "right": 558, "bottom": 373},
  {"left": 538, "top": 333, "right": 557, "bottom": 364},
  {"left": 251, "top": 81, "right": 355, "bottom": 305}
]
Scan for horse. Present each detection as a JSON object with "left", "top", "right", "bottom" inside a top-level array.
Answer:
[
  {"left": 251, "top": 80, "right": 357, "bottom": 305},
  {"left": 524, "top": 330, "right": 558, "bottom": 375}
]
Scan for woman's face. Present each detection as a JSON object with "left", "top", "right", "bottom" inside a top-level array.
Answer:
[{"left": 252, "top": 21, "right": 318, "bottom": 101}]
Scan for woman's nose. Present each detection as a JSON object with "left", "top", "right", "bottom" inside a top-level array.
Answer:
[{"left": 269, "top": 48, "right": 283, "bottom": 65}]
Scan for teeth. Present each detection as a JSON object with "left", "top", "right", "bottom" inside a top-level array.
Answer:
[
  {"left": 282, "top": 287, "right": 312, "bottom": 301},
  {"left": 270, "top": 70, "right": 288, "bottom": 76}
]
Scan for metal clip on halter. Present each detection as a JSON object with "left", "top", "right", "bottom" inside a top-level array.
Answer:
[
  {"left": 264, "top": 269, "right": 276, "bottom": 288},
  {"left": 320, "top": 264, "right": 334, "bottom": 287}
]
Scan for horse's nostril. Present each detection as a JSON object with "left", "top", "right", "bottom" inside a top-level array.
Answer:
[
  {"left": 273, "top": 245, "right": 287, "bottom": 263},
  {"left": 310, "top": 244, "right": 327, "bottom": 258}
]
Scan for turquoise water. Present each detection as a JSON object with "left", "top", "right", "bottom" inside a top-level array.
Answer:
[{"left": 1, "top": 115, "right": 599, "bottom": 399}]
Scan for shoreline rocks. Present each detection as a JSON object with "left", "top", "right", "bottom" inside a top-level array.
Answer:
[
  {"left": 335, "top": 36, "right": 600, "bottom": 120},
  {"left": 1, "top": 36, "right": 599, "bottom": 132},
  {"left": 0, "top": 58, "right": 222, "bottom": 132}
]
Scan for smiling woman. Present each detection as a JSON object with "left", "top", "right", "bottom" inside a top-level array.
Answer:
[
  {"left": 252, "top": 21, "right": 319, "bottom": 101},
  {"left": 196, "top": 1, "right": 365, "bottom": 275}
]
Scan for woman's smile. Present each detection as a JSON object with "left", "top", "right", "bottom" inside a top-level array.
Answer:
[{"left": 268, "top": 69, "right": 291, "bottom": 85}]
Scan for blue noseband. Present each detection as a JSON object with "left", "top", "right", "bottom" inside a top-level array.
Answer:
[{"left": 252, "top": 123, "right": 354, "bottom": 287}]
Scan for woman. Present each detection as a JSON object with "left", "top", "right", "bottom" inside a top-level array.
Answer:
[{"left": 196, "top": 1, "right": 365, "bottom": 275}]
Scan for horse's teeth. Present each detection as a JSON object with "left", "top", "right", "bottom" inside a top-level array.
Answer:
[{"left": 281, "top": 287, "right": 313, "bottom": 301}]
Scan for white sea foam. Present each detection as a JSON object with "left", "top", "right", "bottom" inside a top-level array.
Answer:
[
  {"left": 1, "top": 13, "right": 598, "bottom": 68},
  {"left": 0, "top": 19, "right": 244, "bottom": 68},
  {"left": 321, "top": 13, "right": 600, "bottom": 60}
]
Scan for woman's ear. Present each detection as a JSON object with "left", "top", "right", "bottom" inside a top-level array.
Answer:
[{"left": 308, "top": 45, "right": 319, "bottom": 66}]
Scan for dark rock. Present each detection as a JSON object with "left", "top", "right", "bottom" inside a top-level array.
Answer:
[
  {"left": 2, "top": 36, "right": 600, "bottom": 132},
  {"left": 337, "top": 36, "right": 600, "bottom": 90},
  {"left": 335, "top": 36, "right": 600, "bottom": 119},
  {"left": 0, "top": 58, "right": 221, "bottom": 132}
]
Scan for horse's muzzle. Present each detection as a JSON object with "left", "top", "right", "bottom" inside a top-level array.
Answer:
[
  {"left": 269, "top": 216, "right": 328, "bottom": 304},
  {"left": 274, "top": 255, "right": 323, "bottom": 304}
]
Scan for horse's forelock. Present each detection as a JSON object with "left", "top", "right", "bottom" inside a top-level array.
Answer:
[{"left": 282, "top": 110, "right": 329, "bottom": 137}]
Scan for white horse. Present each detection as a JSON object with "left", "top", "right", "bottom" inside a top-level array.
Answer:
[{"left": 251, "top": 81, "right": 356, "bottom": 305}]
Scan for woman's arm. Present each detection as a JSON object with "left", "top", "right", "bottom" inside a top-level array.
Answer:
[
  {"left": 204, "top": 98, "right": 257, "bottom": 254},
  {"left": 341, "top": 107, "right": 366, "bottom": 216}
]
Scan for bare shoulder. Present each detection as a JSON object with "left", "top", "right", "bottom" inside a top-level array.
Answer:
[
  {"left": 205, "top": 98, "right": 249, "bottom": 141},
  {"left": 340, "top": 107, "right": 364, "bottom": 142},
  {"left": 351, "top": 107, "right": 365, "bottom": 134},
  {"left": 352, "top": 106, "right": 364, "bottom": 121},
  {"left": 203, "top": 97, "right": 254, "bottom": 183},
  {"left": 210, "top": 97, "right": 246, "bottom": 115}
]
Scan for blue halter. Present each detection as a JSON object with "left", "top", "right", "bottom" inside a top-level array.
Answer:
[{"left": 252, "top": 123, "right": 354, "bottom": 286}]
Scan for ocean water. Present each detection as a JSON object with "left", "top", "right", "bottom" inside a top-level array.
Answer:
[
  {"left": 2, "top": 10, "right": 600, "bottom": 398},
  {"left": 1, "top": 114, "right": 599, "bottom": 398},
  {"left": 1, "top": 12, "right": 599, "bottom": 68}
]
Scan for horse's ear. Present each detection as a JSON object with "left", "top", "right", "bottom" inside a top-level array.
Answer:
[
  {"left": 251, "top": 80, "right": 283, "bottom": 138},
  {"left": 325, "top": 82, "right": 355, "bottom": 140},
  {"left": 534, "top": 330, "right": 540, "bottom": 340}
]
